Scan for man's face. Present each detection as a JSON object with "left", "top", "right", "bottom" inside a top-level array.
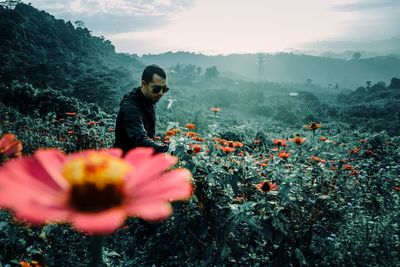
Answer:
[{"left": 142, "top": 74, "right": 168, "bottom": 103}]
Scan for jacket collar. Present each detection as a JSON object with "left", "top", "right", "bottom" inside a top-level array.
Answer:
[{"left": 134, "top": 86, "right": 154, "bottom": 106}]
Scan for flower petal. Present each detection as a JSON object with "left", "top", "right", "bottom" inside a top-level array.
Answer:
[
  {"left": 102, "top": 148, "right": 123, "bottom": 158},
  {"left": 126, "top": 202, "right": 173, "bottom": 221},
  {"left": 125, "top": 151, "right": 178, "bottom": 190},
  {"left": 70, "top": 208, "right": 126, "bottom": 234},
  {"left": 0, "top": 157, "right": 65, "bottom": 194},
  {"left": 124, "top": 147, "right": 155, "bottom": 166},
  {"left": 34, "top": 149, "right": 69, "bottom": 189},
  {"left": 128, "top": 169, "right": 193, "bottom": 203}
]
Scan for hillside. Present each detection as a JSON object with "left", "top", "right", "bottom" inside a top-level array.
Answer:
[
  {"left": 0, "top": 3, "right": 143, "bottom": 111},
  {"left": 140, "top": 51, "right": 400, "bottom": 88}
]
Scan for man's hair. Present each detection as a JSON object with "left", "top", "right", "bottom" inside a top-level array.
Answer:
[{"left": 141, "top": 64, "right": 166, "bottom": 84}]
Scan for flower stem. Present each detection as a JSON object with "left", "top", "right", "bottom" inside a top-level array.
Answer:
[{"left": 89, "top": 235, "right": 106, "bottom": 267}]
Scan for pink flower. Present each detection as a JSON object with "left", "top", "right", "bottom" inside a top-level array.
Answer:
[{"left": 0, "top": 148, "right": 193, "bottom": 234}]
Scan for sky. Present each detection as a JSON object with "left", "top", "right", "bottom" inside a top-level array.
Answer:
[{"left": 27, "top": 0, "right": 400, "bottom": 55}]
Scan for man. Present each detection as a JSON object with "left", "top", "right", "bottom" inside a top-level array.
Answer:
[{"left": 114, "top": 64, "right": 169, "bottom": 154}]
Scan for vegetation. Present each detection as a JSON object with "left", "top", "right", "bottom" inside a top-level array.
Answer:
[{"left": 0, "top": 3, "right": 399, "bottom": 267}]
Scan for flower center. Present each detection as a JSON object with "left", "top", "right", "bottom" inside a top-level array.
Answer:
[{"left": 62, "top": 152, "right": 132, "bottom": 212}]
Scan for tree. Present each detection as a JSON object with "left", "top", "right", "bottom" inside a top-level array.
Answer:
[
  {"left": 205, "top": 66, "right": 219, "bottom": 80},
  {"left": 0, "top": 0, "right": 21, "bottom": 9},
  {"left": 352, "top": 52, "right": 362, "bottom": 60},
  {"left": 74, "top": 20, "right": 86, "bottom": 28},
  {"left": 388, "top": 77, "right": 400, "bottom": 89},
  {"left": 366, "top": 81, "right": 371, "bottom": 90}
]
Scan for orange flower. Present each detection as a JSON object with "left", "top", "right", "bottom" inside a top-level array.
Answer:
[
  {"left": 65, "top": 112, "right": 77, "bottom": 116},
  {"left": 0, "top": 133, "right": 23, "bottom": 161},
  {"left": 213, "top": 137, "right": 226, "bottom": 144},
  {"left": 256, "top": 181, "right": 279, "bottom": 192},
  {"left": 272, "top": 139, "right": 287, "bottom": 146},
  {"left": 219, "top": 146, "right": 235, "bottom": 154},
  {"left": 305, "top": 122, "right": 321, "bottom": 131},
  {"left": 310, "top": 155, "right": 326, "bottom": 163},
  {"left": 209, "top": 107, "right": 222, "bottom": 113},
  {"left": 278, "top": 151, "right": 290, "bottom": 160},
  {"left": 233, "top": 141, "right": 244, "bottom": 148},
  {"left": 20, "top": 261, "right": 42, "bottom": 267},
  {"left": 289, "top": 135, "right": 306, "bottom": 145},
  {"left": 192, "top": 136, "right": 205, "bottom": 142},
  {"left": 185, "top": 131, "right": 197, "bottom": 138},
  {"left": 225, "top": 140, "right": 243, "bottom": 148},
  {"left": 185, "top": 123, "right": 196, "bottom": 130},
  {"left": 163, "top": 136, "right": 171, "bottom": 143},
  {"left": 166, "top": 128, "right": 182, "bottom": 136}
]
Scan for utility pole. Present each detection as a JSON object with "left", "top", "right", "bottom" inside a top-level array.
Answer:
[{"left": 256, "top": 52, "right": 266, "bottom": 79}]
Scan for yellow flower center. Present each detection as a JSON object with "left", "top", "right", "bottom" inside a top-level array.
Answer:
[{"left": 62, "top": 152, "right": 132, "bottom": 212}]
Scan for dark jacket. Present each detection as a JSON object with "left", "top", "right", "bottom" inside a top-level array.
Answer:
[{"left": 114, "top": 87, "right": 168, "bottom": 154}]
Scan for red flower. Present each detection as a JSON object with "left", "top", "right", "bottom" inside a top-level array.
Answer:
[
  {"left": 252, "top": 139, "right": 262, "bottom": 145},
  {"left": 348, "top": 148, "right": 360, "bottom": 154},
  {"left": 272, "top": 139, "right": 287, "bottom": 146},
  {"left": 87, "top": 121, "right": 99, "bottom": 126},
  {"left": 190, "top": 144, "right": 202, "bottom": 154},
  {"left": 0, "top": 148, "right": 193, "bottom": 234},
  {"left": 67, "top": 130, "right": 74, "bottom": 135},
  {"left": 343, "top": 164, "right": 353, "bottom": 170},
  {"left": 0, "top": 133, "right": 23, "bottom": 160},
  {"left": 108, "top": 127, "right": 115, "bottom": 132},
  {"left": 364, "top": 150, "right": 375, "bottom": 157},
  {"left": 319, "top": 136, "right": 328, "bottom": 142},
  {"left": 256, "top": 181, "right": 279, "bottom": 192},
  {"left": 66, "top": 112, "right": 76, "bottom": 116},
  {"left": 278, "top": 151, "right": 290, "bottom": 160}
]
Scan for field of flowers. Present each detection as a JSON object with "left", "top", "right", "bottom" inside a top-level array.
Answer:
[{"left": 1, "top": 96, "right": 399, "bottom": 266}]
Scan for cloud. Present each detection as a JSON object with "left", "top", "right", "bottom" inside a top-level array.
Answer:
[
  {"left": 332, "top": 0, "right": 400, "bottom": 12},
  {"left": 28, "top": 0, "right": 195, "bottom": 33}
]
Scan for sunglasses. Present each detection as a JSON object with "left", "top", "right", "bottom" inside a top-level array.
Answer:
[{"left": 151, "top": 85, "right": 169, "bottom": 94}]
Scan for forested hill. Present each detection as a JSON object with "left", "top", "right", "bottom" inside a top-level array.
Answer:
[
  {"left": 140, "top": 51, "right": 400, "bottom": 88},
  {"left": 0, "top": 3, "right": 143, "bottom": 111}
]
